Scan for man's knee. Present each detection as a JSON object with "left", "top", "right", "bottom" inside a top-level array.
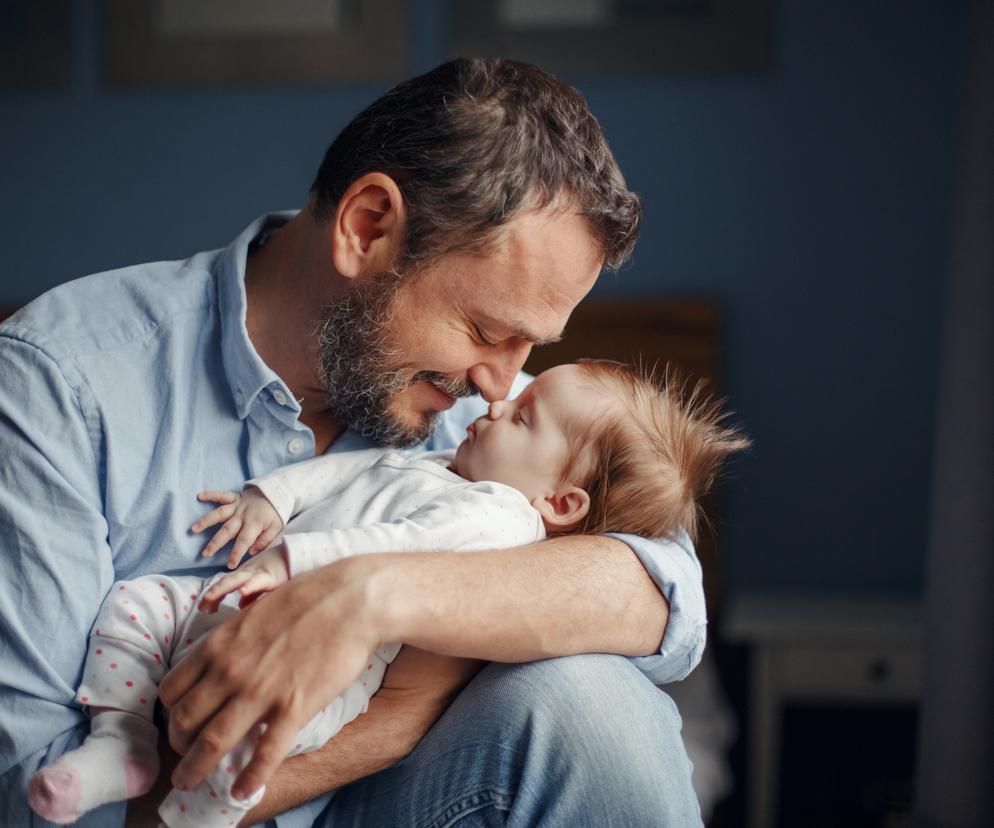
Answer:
[{"left": 450, "top": 654, "right": 702, "bottom": 823}]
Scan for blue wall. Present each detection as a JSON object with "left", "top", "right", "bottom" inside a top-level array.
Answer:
[{"left": 0, "top": 1, "right": 967, "bottom": 596}]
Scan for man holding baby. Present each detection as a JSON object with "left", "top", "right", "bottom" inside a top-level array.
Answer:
[{"left": 0, "top": 58, "right": 705, "bottom": 826}]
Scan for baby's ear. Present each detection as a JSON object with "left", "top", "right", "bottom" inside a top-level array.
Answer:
[{"left": 533, "top": 486, "right": 590, "bottom": 533}]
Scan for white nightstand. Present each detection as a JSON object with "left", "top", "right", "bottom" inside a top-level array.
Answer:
[{"left": 723, "top": 593, "right": 922, "bottom": 828}]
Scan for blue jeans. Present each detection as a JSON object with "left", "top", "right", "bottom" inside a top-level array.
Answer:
[{"left": 315, "top": 654, "right": 703, "bottom": 827}]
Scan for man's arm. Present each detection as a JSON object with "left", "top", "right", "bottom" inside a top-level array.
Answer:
[
  {"left": 0, "top": 335, "right": 116, "bottom": 824},
  {"left": 160, "top": 534, "right": 667, "bottom": 797}
]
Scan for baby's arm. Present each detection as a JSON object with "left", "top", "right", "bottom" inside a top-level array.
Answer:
[
  {"left": 200, "top": 482, "right": 544, "bottom": 610},
  {"left": 280, "top": 481, "right": 545, "bottom": 577}
]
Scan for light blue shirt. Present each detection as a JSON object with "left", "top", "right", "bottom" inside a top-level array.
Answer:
[{"left": 0, "top": 213, "right": 706, "bottom": 827}]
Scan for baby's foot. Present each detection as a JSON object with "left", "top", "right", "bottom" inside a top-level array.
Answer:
[
  {"left": 27, "top": 711, "right": 159, "bottom": 823},
  {"left": 28, "top": 762, "right": 82, "bottom": 825}
]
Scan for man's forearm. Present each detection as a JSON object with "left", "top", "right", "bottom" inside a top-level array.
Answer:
[{"left": 368, "top": 534, "right": 669, "bottom": 662}]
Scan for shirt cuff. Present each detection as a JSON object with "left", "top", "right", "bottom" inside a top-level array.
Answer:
[
  {"left": 282, "top": 533, "right": 345, "bottom": 578},
  {"left": 605, "top": 530, "right": 708, "bottom": 685},
  {"left": 247, "top": 478, "right": 295, "bottom": 526}
]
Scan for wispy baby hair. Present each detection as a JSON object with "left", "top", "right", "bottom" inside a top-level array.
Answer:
[{"left": 563, "top": 360, "right": 750, "bottom": 543}]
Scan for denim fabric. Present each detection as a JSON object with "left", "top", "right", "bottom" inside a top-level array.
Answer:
[
  {"left": 0, "top": 213, "right": 706, "bottom": 826},
  {"left": 315, "top": 655, "right": 703, "bottom": 827}
]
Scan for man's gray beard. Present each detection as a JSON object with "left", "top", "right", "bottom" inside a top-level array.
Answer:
[{"left": 315, "top": 270, "right": 476, "bottom": 447}]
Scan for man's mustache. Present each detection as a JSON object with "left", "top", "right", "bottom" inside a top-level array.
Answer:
[{"left": 409, "top": 371, "right": 478, "bottom": 399}]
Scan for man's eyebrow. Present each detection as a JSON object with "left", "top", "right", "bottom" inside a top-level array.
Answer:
[{"left": 487, "top": 316, "right": 564, "bottom": 346}]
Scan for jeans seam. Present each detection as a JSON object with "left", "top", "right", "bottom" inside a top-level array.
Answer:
[{"left": 427, "top": 786, "right": 514, "bottom": 828}]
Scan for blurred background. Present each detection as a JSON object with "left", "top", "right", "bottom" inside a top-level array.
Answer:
[{"left": 2, "top": 2, "right": 989, "bottom": 827}]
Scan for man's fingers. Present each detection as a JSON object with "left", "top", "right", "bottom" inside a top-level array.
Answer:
[
  {"left": 231, "top": 716, "right": 302, "bottom": 800},
  {"left": 171, "top": 695, "right": 266, "bottom": 791},
  {"left": 191, "top": 503, "right": 236, "bottom": 534},
  {"left": 165, "top": 666, "right": 240, "bottom": 761},
  {"left": 159, "top": 646, "right": 207, "bottom": 715}
]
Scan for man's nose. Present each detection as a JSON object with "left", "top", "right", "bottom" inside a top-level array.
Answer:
[
  {"left": 468, "top": 343, "right": 532, "bottom": 403},
  {"left": 488, "top": 399, "right": 511, "bottom": 419}
]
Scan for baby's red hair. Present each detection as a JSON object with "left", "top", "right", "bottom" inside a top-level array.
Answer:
[{"left": 560, "top": 360, "right": 750, "bottom": 542}]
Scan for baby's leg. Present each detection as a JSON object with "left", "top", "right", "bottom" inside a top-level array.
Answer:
[
  {"left": 29, "top": 575, "right": 198, "bottom": 824},
  {"left": 29, "top": 709, "right": 159, "bottom": 824}
]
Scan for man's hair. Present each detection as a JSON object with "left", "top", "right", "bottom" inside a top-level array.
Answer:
[
  {"left": 561, "top": 361, "right": 751, "bottom": 543},
  {"left": 310, "top": 58, "right": 641, "bottom": 271}
]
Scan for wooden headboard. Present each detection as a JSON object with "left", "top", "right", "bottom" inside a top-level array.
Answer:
[{"left": 524, "top": 298, "right": 725, "bottom": 615}]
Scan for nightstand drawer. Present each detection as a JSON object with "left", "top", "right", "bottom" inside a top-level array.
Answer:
[{"left": 779, "top": 644, "right": 921, "bottom": 701}]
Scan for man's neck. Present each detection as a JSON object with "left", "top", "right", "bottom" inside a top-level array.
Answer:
[{"left": 244, "top": 211, "right": 347, "bottom": 453}]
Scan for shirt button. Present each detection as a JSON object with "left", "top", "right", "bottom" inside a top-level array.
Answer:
[
  {"left": 273, "top": 389, "right": 288, "bottom": 406},
  {"left": 235, "top": 390, "right": 245, "bottom": 406},
  {"left": 287, "top": 437, "right": 304, "bottom": 455}
]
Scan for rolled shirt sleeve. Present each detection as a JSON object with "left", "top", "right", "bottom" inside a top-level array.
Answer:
[{"left": 606, "top": 530, "right": 707, "bottom": 685}]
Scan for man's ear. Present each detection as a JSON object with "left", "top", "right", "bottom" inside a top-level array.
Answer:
[
  {"left": 533, "top": 486, "right": 591, "bottom": 533},
  {"left": 330, "top": 172, "right": 406, "bottom": 279}
]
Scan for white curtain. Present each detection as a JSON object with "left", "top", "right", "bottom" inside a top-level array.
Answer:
[{"left": 914, "top": 2, "right": 994, "bottom": 827}]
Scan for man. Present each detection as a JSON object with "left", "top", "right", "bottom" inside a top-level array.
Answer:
[{"left": 0, "top": 59, "right": 706, "bottom": 825}]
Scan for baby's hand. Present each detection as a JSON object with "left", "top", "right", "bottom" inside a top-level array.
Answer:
[
  {"left": 192, "top": 488, "right": 285, "bottom": 569},
  {"left": 198, "top": 545, "right": 290, "bottom": 613}
]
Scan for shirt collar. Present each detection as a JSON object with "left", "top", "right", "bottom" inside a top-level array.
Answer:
[{"left": 217, "top": 211, "right": 298, "bottom": 420}]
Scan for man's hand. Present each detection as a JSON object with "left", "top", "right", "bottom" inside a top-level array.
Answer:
[
  {"left": 198, "top": 544, "right": 290, "bottom": 613},
  {"left": 242, "top": 646, "right": 484, "bottom": 825},
  {"left": 159, "top": 559, "right": 383, "bottom": 799},
  {"left": 192, "top": 488, "right": 284, "bottom": 569}
]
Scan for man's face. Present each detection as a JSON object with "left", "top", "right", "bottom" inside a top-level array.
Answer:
[{"left": 317, "top": 206, "right": 604, "bottom": 447}]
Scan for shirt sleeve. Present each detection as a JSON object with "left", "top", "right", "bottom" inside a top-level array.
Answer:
[
  {"left": 283, "top": 482, "right": 545, "bottom": 577},
  {"left": 0, "top": 334, "right": 121, "bottom": 825},
  {"left": 606, "top": 530, "right": 708, "bottom": 685}
]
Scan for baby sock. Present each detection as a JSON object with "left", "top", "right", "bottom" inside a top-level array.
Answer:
[{"left": 29, "top": 710, "right": 159, "bottom": 825}]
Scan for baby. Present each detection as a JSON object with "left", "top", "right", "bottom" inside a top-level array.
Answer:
[{"left": 29, "top": 361, "right": 748, "bottom": 827}]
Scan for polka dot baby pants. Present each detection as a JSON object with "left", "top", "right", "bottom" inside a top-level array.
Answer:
[{"left": 77, "top": 574, "right": 396, "bottom": 828}]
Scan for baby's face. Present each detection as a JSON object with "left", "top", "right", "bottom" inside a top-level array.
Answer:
[{"left": 453, "top": 364, "right": 607, "bottom": 501}]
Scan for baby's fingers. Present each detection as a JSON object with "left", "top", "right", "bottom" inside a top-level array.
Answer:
[
  {"left": 227, "top": 525, "right": 265, "bottom": 570},
  {"left": 197, "top": 490, "right": 239, "bottom": 505},
  {"left": 238, "top": 572, "right": 277, "bottom": 601},
  {"left": 199, "top": 571, "right": 253, "bottom": 612},
  {"left": 201, "top": 517, "right": 242, "bottom": 559},
  {"left": 249, "top": 525, "right": 283, "bottom": 556},
  {"left": 190, "top": 503, "right": 237, "bottom": 534}
]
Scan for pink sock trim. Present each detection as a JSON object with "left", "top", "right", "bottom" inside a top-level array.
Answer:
[{"left": 124, "top": 757, "right": 158, "bottom": 797}]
